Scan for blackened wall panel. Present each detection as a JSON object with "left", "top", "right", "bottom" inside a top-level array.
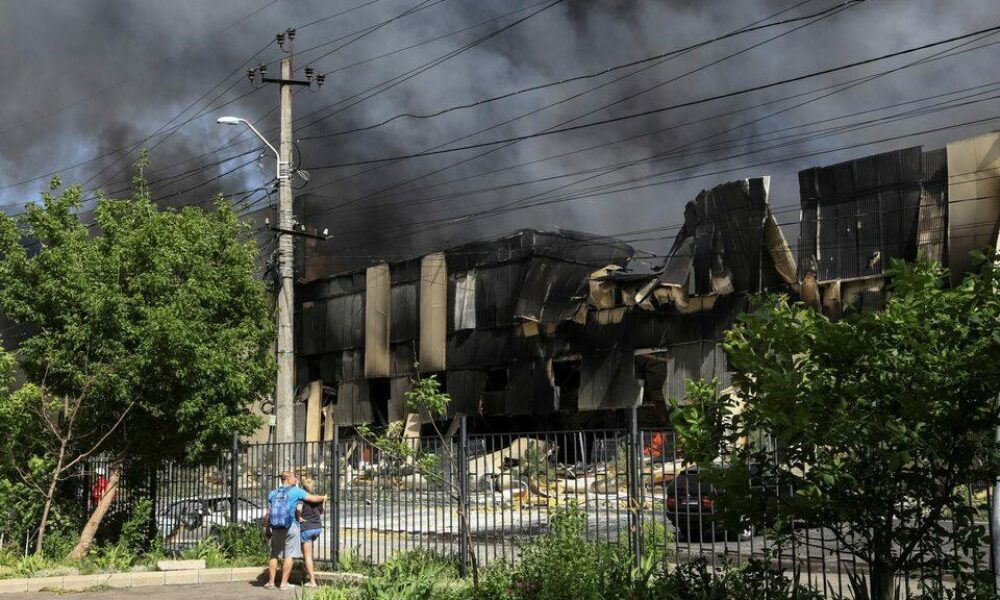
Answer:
[
  {"left": 390, "top": 282, "right": 418, "bottom": 343},
  {"left": 515, "top": 258, "right": 592, "bottom": 323},
  {"left": 448, "top": 369, "right": 486, "bottom": 415},
  {"left": 476, "top": 262, "right": 527, "bottom": 328},
  {"left": 301, "top": 301, "right": 326, "bottom": 356},
  {"left": 579, "top": 348, "right": 642, "bottom": 411},
  {"left": 325, "top": 293, "right": 364, "bottom": 352}
]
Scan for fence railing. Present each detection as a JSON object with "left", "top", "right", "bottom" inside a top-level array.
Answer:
[{"left": 81, "top": 411, "right": 994, "bottom": 599}]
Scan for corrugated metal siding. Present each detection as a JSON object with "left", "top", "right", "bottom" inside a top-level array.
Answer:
[
  {"left": 325, "top": 292, "right": 364, "bottom": 351},
  {"left": 390, "top": 282, "right": 418, "bottom": 343},
  {"left": 476, "top": 262, "right": 527, "bottom": 327},
  {"left": 448, "top": 369, "right": 486, "bottom": 415},
  {"left": 300, "top": 301, "right": 326, "bottom": 356},
  {"left": 579, "top": 348, "right": 642, "bottom": 411},
  {"left": 515, "top": 258, "right": 592, "bottom": 323},
  {"left": 801, "top": 147, "right": 926, "bottom": 281}
]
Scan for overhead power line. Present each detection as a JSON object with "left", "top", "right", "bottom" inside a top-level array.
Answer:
[
  {"left": 301, "top": 22, "right": 1000, "bottom": 169},
  {"left": 330, "top": 113, "right": 1000, "bottom": 253},
  {"left": 0, "top": 0, "right": 280, "bottom": 140},
  {"left": 299, "top": 0, "right": 863, "bottom": 137},
  {"left": 299, "top": 0, "right": 833, "bottom": 211}
]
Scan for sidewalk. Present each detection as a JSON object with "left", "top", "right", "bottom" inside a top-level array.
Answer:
[{"left": 2, "top": 582, "right": 301, "bottom": 599}]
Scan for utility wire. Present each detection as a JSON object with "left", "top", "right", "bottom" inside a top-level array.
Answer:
[
  {"left": 300, "top": 0, "right": 862, "bottom": 137},
  {"left": 330, "top": 113, "right": 1000, "bottom": 252},
  {"left": 301, "top": 22, "right": 1000, "bottom": 168},
  {"left": 346, "top": 35, "right": 1000, "bottom": 212},
  {"left": 299, "top": 0, "right": 829, "bottom": 211},
  {"left": 301, "top": 84, "right": 1000, "bottom": 224},
  {"left": 0, "top": 0, "right": 280, "bottom": 139}
]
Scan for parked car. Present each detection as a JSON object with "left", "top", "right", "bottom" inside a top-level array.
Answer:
[
  {"left": 666, "top": 466, "right": 770, "bottom": 542},
  {"left": 157, "top": 496, "right": 264, "bottom": 550}
]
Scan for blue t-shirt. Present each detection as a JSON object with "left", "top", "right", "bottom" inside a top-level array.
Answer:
[{"left": 268, "top": 485, "right": 308, "bottom": 525}]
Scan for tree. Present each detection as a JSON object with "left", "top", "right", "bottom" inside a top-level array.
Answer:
[
  {"left": 0, "top": 172, "right": 275, "bottom": 558},
  {"left": 356, "top": 371, "right": 481, "bottom": 586},
  {"left": 672, "top": 256, "right": 1000, "bottom": 600}
]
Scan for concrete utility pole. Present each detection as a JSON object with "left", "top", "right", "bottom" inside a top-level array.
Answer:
[
  {"left": 235, "top": 29, "right": 326, "bottom": 445},
  {"left": 275, "top": 52, "right": 295, "bottom": 445}
]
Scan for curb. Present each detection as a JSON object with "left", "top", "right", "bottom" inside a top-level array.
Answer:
[{"left": 0, "top": 567, "right": 365, "bottom": 594}]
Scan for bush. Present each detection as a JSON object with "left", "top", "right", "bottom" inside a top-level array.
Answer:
[
  {"left": 470, "top": 506, "right": 659, "bottom": 600},
  {"left": 361, "top": 551, "right": 458, "bottom": 600},
  {"left": 662, "top": 559, "right": 825, "bottom": 600},
  {"left": 180, "top": 539, "right": 228, "bottom": 569},
  {"left": 79, "top": 543, "right": 135, "bottom": 574},
  {"left": 212, "top": 523, "right": 268, "bottom": 565}
]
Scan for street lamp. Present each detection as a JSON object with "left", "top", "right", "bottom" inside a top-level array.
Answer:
[{"left": 216, "top": 116, "right": 287, "bottom": 181}]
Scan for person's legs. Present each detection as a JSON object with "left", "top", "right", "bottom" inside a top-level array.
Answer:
[
  {"left": 279, "top": 524, "right": 302, "bottom": 589},
  {"left": 302, "top": 540, "right": 315, "bottom": 585},
  {"left": 267, "top": 558, "right": 277, "bottom": 587},
  {"left": 267, "top": 527, "right": 288, "bottom": 588},
  {"left": 280, "top": 557, "right": 294, "bottom": 588}
]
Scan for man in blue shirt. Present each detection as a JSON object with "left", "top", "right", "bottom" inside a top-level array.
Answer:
[{"left": 263, "top": 471, "right": 327, "bottom": 591}]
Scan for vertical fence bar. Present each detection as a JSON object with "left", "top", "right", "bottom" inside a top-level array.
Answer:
[
  {"left": 331, "top": 425, "right": 340, "bottom": 567},
  {"left": 628, "top": 407, "right": 643, "bottom": 571},
  {"left": 230, "top": 431, "right": 239, "bottom": 525},
  {"left": 458, "top": 416, "right": 470, "bottom": 577}
]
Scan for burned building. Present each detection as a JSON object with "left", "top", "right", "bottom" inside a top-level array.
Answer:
[
  {"left": 797, "top": 132, "right": 1000, "bottom": 316},
  {"left": 294, "top": 178, "right": 797, "bottom": 436},
  {"left": 285, "top": 131, "right": 1000, "bottom": 440}
]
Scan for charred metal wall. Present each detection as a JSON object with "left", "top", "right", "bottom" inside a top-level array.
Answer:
[{"left": 797, "top": 146, "right": 948, "bottom": 282}]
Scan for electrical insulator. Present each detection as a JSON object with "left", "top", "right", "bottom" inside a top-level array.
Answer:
[
  {"left": 304, "top": 67, "right": 314, "bottom": 79},
  {"left": 259, "top": 63, "right": 268, "bottom": 75},
  {"left": 316, "top": 74, "right": 326, "bottom": 86},
  {"left": 287, "top": 28, "right": 296, "bottom": 41},
  {"left": 276, "top": 32, "right": 285, "bottom": 47},
  {"left": 247, "top": 69, "right": 255, "bottom": 81}
]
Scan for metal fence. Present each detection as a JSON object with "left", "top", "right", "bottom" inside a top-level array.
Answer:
[{"left": 82, "top": 412, "right": 994, "bottom": 598}]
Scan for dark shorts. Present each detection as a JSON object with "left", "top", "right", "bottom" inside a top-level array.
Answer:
[
  {"left": 269, "top": 524, "right": 302, "bottom": 559},
  {"left": 301, "top": 528, "right": 323, "bottom": 543}
]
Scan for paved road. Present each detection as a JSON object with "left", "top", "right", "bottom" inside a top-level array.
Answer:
[{"left": 7, "top": 582, "right": 306, "bottom": 599}]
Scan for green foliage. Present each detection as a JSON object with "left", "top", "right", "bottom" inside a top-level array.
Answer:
[
  {"left": 180, "top": 538, "right": 229, "bottom": 569},
  {"left": 659, "top": 559, "right": 824, "bottom": 600},
  {"left": 404, "top": 372, "right": 451, "bottom": 418},
  {"left": 360, "top": 551, "right": 457, "bottom": 600},
  {"left": 470, "top": 506, "right": 666, "bottom": 600},
  {"left": 0, "top": 178, "right": 275, "bottom": 467},
  {"left": 0, "top": 551, "right": 54, "bottom": 579},
  {"left": 211, "top": 522, "right": 268, "bottom": 565},
  {"left": 672, "top": 256, "right": 1000, "bottom": 600},
  {"left": 117, "top": 499, "right": 153, "bottom": 555},
  {"left": 309, "top": 585, "right": 357, "bottom": 600},
  {"left": 79, "top": 543, "right": 135, "bottom": 574}
]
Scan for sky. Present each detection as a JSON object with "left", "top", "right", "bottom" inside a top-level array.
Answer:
[{"left": 1, "top": 0, "right": 998, "bottom": 275}]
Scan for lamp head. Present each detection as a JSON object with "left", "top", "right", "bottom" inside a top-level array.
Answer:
[{"left": 216, "top": 116, "right": 243, "bottom": 126}]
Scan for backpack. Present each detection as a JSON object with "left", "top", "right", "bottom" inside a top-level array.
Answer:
[{"left": 269, "top": 486, "right": 294, "bottom": 528}]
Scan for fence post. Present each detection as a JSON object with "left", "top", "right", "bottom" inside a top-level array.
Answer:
[
  {"left": 331, "top": 425, "right": 341, "bottom": 568},
  {"left": 230, "top": 431, "right": 239, "bottom": 525},
  {"left": 627, "top": 405, "right": 643, "bottom": 572},
  {"left": 992, "top": 393, "right": 1000, "bottom": 594},
  {"left": 458, "top": 415, "right": 470, "bottom": 578}
]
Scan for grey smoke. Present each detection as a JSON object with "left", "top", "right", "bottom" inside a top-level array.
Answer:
[{"left": 0, "top": 0, "right": 997, "bottom": 274}]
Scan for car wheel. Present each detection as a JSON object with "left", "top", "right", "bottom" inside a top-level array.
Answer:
[{"left": 180, "top": 511, "right": 204, "bottom": 530}]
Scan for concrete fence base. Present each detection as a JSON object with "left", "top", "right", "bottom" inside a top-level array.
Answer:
[{"left": 0, "top": 567, "right": 365, "bottom": 594}]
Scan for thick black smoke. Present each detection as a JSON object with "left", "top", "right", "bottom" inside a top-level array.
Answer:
[{"left": 0, "top": 0, "right": 997, "bottom": 275}]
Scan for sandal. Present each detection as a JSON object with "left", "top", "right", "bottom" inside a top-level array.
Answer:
[
  {"left": 304, "top": 582, "right": 318, "bottom": 588},
  {"left": 264, "top": 583, "right": 276, "bottom": 590}
]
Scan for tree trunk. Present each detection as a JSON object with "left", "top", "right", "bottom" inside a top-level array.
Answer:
[
  {"left": 869, "top": 562, "right": 895, "bottom": 600},
  {"left": 66, "top": 461, "right": 121, "bottom": 562},
  {"left": 34, "top": 443, "right": 67, "bottom": 555}
]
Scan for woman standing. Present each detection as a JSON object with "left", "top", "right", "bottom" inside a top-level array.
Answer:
[{"left": 297, "top": 473, "right": 324, "bottom": 588}]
